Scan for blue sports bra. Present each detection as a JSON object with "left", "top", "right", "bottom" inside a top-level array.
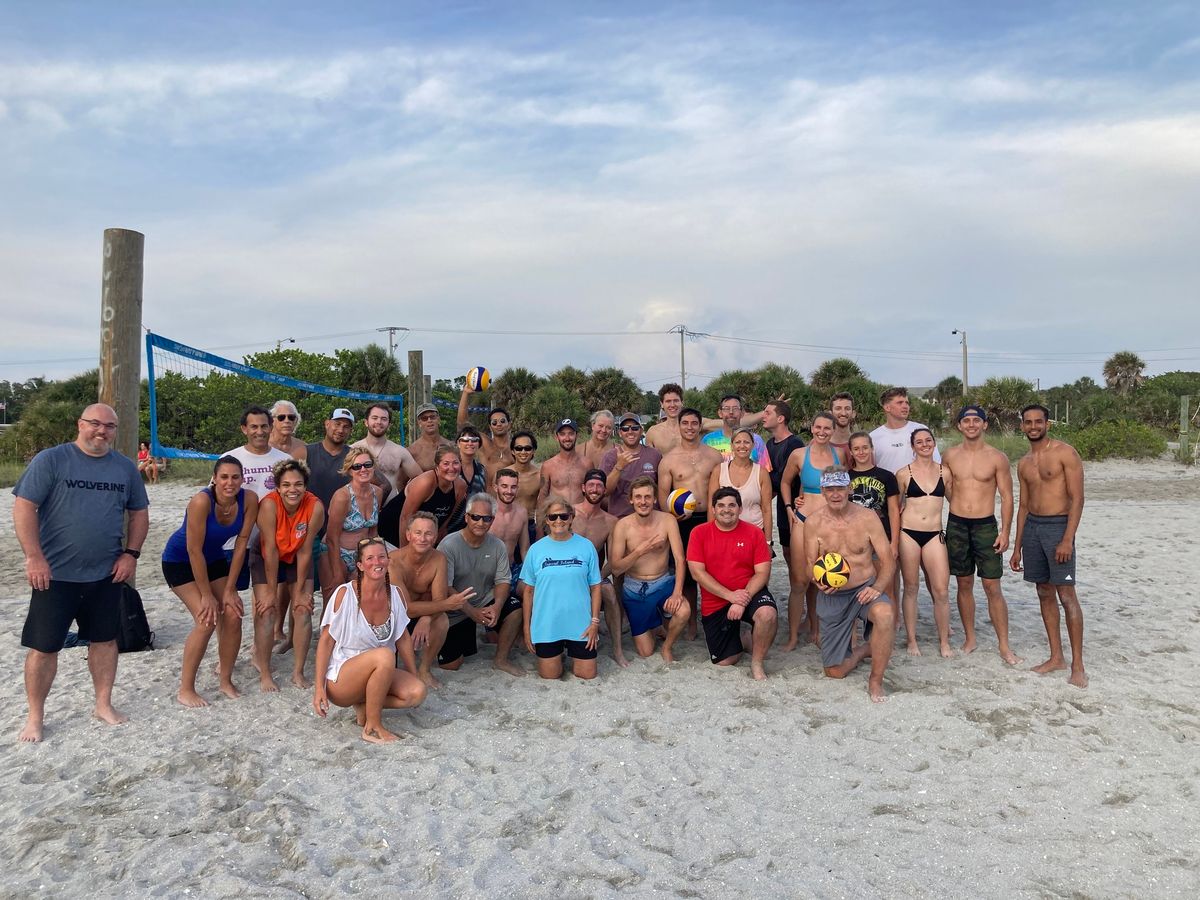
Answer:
[{"left": 801, "top": 447, "right": 841, "bottom": 494}]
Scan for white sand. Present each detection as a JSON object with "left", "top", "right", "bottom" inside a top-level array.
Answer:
[{"left": 1, "top": 459, "right": 1198, "bottom": 897}]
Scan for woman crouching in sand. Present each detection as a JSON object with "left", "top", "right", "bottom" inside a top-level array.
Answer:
[
  {"left": 313, "top": 537, "right": 427, "bottom": 743},
  {"left": 161, "top": 455, "right": 258, "bottom": 706}
]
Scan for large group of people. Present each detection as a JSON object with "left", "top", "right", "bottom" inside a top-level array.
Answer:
[{"left": 13, "top": 386, "right": 1089, "bottom": 744}]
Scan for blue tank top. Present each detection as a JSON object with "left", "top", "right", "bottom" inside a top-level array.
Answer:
[
  {"left": 801, "top": 446, "right": 841, "bottom": 494},
  {"left": 162, "top": 487, "right": 247, "bottom": 563}
]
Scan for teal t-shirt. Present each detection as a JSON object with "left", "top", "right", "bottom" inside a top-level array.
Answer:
[{"left": 519, "top": 533, "right": 601, "bottom": 644}]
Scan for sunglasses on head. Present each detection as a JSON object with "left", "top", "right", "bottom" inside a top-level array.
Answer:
[
  {"left": 357, "top": 537, "right": 385, "bottom": 547},
  {"left": 466, "top": 512, "right": 495, "bottom": 523},
  {"left": 545, "top": 512, "right": 572, "bottom": 522},
  {"left": 275, "top": 414, "right": 297, "bottom": 422},
  {"left": 349, "top": 460, "right": 374, "bottom": 470}
]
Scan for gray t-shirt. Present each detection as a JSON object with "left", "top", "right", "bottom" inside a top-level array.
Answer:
[
  {"left": 439, "top": 531, "right": 511, "bottom": 624},
  {"left": 13, "top": 442, "right": 149, "bottom": 582}
]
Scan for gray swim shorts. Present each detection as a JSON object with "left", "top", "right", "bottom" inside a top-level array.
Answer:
[
  {"left": 1021, "top": 514, "right": 1077, "bottom": 586},
  {"left": 815, "top": 578, "right": 892, "bottom": 668}
]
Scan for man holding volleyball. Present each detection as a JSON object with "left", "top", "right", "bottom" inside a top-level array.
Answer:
[{"left": 803, "top": 465, "right": 896, "bottom": 702}]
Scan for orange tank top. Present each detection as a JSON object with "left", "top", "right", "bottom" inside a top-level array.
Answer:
[{"left": 262, "top": 491, "right": 319, "bottom": 563}]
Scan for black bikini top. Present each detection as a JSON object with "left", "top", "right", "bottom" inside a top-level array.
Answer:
[{"left": 905, "top": 464, "right": 945, "bottom": 499}]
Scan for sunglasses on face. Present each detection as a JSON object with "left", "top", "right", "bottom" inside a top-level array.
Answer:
[
  {"left": 545, "top": 512, "right": 572, "bottom": 522},
  {"left": 619, "top": 424, "right": 642, "bottom": 432},
  {"left": 513, "top": 445, "right": 534, "bottom": 452},
  {"left": 275, "top": 414, "right": 297, "bottom": 422},
  {"left": 466, "top": 512, "right": 495, "bottom": 523},
  {"left": 458, "top": 437, "right": 482, "bottom": 444},
  {"left": 349, "top": 461, "right": 375, "bottom": 471},
  {"left": 490, "top": 418, "right": 508, "bottom": 426}
]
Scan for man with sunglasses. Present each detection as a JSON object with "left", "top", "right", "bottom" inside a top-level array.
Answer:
[
  {"left": 351, "top": 402, "right": 420, "bottom": 499},
  {"left": 457, "top": 386, "right": 514, "bottom": 475},
  {"left": 573, "top": 469, "right": 628, "bottom": 668},
  {"left": 437, "top": 493, "right": 519, "bottom": 674},
  {"left": 408, "top": 403, "right": 454, "bottom": 472},
  {"left": 601, "top": 413, "right": 662, "bottom": 519},
  {"left": 14, "top": 404, "right": 149, "bottom": 742}
]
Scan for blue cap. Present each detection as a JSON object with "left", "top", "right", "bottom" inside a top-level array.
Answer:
[{"left": 957, "top": 405, "right": 987, "bottom": 422}]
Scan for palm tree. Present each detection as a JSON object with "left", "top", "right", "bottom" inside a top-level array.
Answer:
[
  {"left": 1102, "top": 351, "right": 1146, "bottom": 396},
  {"left": 810, "top": 358, "right": 868, "bottom": 396},
  {"left": 973, "top": 377, "right": 1038, "bottom": 432},
  {"left": 335, "top": 343, "right": 405, "bottom": 395}
]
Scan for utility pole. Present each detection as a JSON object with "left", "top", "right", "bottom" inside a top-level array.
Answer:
[
  {"left": 99, "top": 228, "right": 143, "bottom": 463},
  {"left": 376, "top": 326, "right": 408, "bottom": 364},
  {"left": 670, "top": 324, "right": 686, "bottom": 392},
  {"left": 275, "top": 337, "right": 296, "bottom": 350},
  {"left": 951, "top": 329, "right": 968, "bottom": 395}
]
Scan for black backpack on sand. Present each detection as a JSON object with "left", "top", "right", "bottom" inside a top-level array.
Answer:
[{"left": 117, "top": 583, "right": 155, "bottom": 653}]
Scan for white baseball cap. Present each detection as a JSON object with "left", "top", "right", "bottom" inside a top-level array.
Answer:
[{"left": 331, "top": 408, "right": 355, "bottom": 423}]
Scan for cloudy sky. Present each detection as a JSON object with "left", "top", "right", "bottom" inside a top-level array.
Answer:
[{"left": 3, "top": 1, "right": 1198, "bottom": 394}]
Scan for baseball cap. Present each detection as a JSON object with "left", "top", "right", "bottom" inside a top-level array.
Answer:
[
  {"left": 583, "top": 468, "right": 607, "bottom": 486},
  {"left": 957, "top": 405, "right": 988, "bottom": 422},
  {"left": 555, "top": 418, "right": 578, "bottom": 433},
  {"left": 331, "top": 408, "right": 355, "bottom": 423},
  {"left": 415, "top": 403, "right": 438, "bottom": 418},
  {"left": 617, "top": 412, "right": 641, "bottom": 426}
]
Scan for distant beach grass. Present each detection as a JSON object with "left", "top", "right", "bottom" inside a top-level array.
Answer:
[{"left": 938, "top": 431, "right": 1029, "bottom": 463}]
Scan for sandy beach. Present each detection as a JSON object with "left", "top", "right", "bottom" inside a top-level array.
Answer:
[{"left": 1, "top": 458, "right": 1198, "bottom": 898}]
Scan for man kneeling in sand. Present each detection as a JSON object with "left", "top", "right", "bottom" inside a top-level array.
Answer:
[
  {"left": 608, "top": 477, "right": 690, "bottom": 662},
  {"left": 686, "top": 486, "right": 777, "bottom": 680},
  {"left": 803, "top": 466, "right": 897, "bottom": 702}
]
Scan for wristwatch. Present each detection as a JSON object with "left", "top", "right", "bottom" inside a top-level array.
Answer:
[{"left": 122, "top": 548, "right": 141, "bottom": 559}]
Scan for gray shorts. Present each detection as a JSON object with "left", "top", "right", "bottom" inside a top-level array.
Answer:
[
  {"left": 816, "top": 578, "right": 892, "bottom": 668},
  {"left": 1021, "top": 514, "right": 1076, "bottom": 586}
]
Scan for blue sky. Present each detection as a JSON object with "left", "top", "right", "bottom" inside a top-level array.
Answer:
[{"left": 3, "top": 1, "right": 1199, "bottom": 394}]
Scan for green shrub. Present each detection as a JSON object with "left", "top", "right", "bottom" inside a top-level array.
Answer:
[{"left": 1058, "top": 421, "right": 1167, "bottom": 461}]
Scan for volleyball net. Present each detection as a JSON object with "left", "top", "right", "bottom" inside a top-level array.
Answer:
[{"left": 146, "top": 333, "right": 406, "bottom": 459}]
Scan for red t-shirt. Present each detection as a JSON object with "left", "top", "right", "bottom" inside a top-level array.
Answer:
[{"left": 686, "top": 520, "right": 771, "bottom": 616}]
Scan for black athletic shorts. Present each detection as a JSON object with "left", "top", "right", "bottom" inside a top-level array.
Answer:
[
  {"left": 439, "top": 617, "right": 480, "bottom": 665},
  {"left": 534, "top": 639, "right": 597, "bottom": 660},
  {"left": 161, "top": 557, "right": 232, "bottom": 589},
  {"left": 702, "top": 588, "right": 777, "bottom": 664},
  {"left": 486, "top": 595, "right": 523, "bottom": 632},
  {"left": 249, "top": 550, "right": 299, "bottom": 586},
  {"left": 22, "top": 577, "right": 122, "bottom": 653}
]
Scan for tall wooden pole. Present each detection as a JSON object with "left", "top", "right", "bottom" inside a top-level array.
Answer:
[
  {"left": 407, "top": 349, "right": 424, "bottom": 439},
  {"left": 99, "top": 229, "right": 144, "bottom": 462}
]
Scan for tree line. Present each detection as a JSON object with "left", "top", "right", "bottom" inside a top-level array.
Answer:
[{"left": 1, "top": 346, "right": 1194, "bottom": 462}]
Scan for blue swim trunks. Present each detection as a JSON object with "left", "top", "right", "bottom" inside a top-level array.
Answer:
[{"left": 621, "top": 572, "right": 676, "bottom": 637}]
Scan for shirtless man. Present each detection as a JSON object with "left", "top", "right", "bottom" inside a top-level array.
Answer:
[
  {"left": 582, "top": 410, "right": 616, "bottom": 470},
  {"left": 509, "top": 430, "right": 543, "bottom": 542},
  {"left": 457, "top": 387, "right": 514, "bottom": 476},
  {"left": 608, "top": 477, "right": 689, "bottom": 662},
  {"left": 387, "top": 512, "right": 470, "bottom": 687},
  {"left": 942, "top": 405, "right": 1021, "bottom": 664},
  {"left": 645, "top": 384, "right": 685, "bottom": 453},
  {"left": 352, "top": 402, "right": 421, "bottom": 499},
  {"left": 658, "top": 407, "right": 724, "bottom": 636},
  {"left": 407, "top": 403, "right": 454, "bottom": 472},
  {"left": 268, "top": 400, "right": 307, "bottom": 460},
  {"left": 1011, "top": 404, "right": 1087, "bottom": 688},
  {"left": 538, "top": 418, "right": 588, "bottom": 508},
  {"left": 803, "top": 466, "right": 897, "bottom": 702},
  {"left": 829, "top": 392, "right": 857, "bottom": 458},
  {"left": 489, "top": 468, "right": 530, "bottom": 582},
  {"left": 573, "top": 469, "right": 628, "bottom": 668}
]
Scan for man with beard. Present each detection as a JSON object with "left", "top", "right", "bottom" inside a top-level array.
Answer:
[
  {"left": 702, "top": 395, "right": 771, "bottom": 468},
  {"left": 538, "top": 418, "right": 588, "bottom": 508},
  {"left": 573, "top": 469, "right": 628, "bottom": 668},
  {"left": 609, "top": 477, "right": 689, "bottom": 663},
  {"left": 352, "top": 402, "right": 420, "bottom": 499},
  {"left": 829, "top": 393, "right": 856, "bottom": 458},
  {"left": 1011, "top": 404, "right": 1087, "bottom": 688},
  {"left": 489, "top": 468, "right": 530, "bottom": 583}
]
